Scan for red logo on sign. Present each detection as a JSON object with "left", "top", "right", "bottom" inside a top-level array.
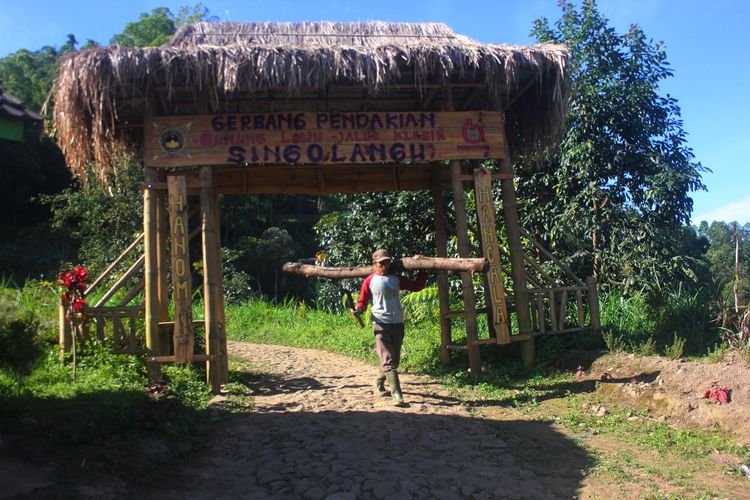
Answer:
[{"left": 461, "top": 119, "right": 485, "bottom": 144}]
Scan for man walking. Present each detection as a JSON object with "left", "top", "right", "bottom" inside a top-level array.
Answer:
[{"left": 354, "top": 249, "right": 426, "bottom": 406}]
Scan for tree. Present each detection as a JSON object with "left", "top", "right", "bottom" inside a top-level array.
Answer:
[
  {"left": 110, "top": 4, "right": 216, "bottom": 47},
  {"left": 523, "top": 1, "right": 706, "bottom": 289},
  {"left": 313, "top": 191, "right": 442, "bottom": 309},
  {"left": 110, "top": 7, "right": 176, "bottom": 47},
  {"left": 0, "top": 46, "right": 60, "bottom": 112},
  {"left": 698, "top": 221, "right": 750, "bottom": 307}
]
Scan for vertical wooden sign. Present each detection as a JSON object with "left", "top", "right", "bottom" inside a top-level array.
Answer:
[
  {"left": 167, "top": 176, "right": 194, "bottom": 362},
  {"left": 474, "top": 168, "right": 510, "bottom": 344}
]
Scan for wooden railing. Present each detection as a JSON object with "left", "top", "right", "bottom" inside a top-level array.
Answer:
[
  {"left": 516, "top": 228, "right": 600, "bottom": 339},
  {"left": 58, "top": 233, "right": 147, "bottom": 356}
]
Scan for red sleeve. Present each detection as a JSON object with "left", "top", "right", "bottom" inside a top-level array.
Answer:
[
  {"left": 357, "top": 274, "right": 374, "bottom": 310},
  {"left": 399, "top": 271, "right": 427, "bottom": 292}
]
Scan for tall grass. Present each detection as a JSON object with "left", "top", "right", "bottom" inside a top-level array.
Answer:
[{"left": 599, "top": 286, "right": 718, "bottom": 357}]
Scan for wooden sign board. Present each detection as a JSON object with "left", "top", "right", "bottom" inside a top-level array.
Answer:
[
  {"left": 167, "top": 176, "right": 194, "bottom": 363},
  {"left": 474, "top": 168, "right": 510, "bottom": 344},
  {"left": 144, "top": 111, "right": 504, "bottom": 167}
]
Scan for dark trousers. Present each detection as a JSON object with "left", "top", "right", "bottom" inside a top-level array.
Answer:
[{"left": 373, "top": 322, "right": 405, "bottom": 372}]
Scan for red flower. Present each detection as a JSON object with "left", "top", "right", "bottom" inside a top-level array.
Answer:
[{"left": 76, "top": 266, "right": 88, "bottom": 280}]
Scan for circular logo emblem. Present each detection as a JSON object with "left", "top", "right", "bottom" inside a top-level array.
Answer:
[
  {"left": 160, "top": 129, "right": 185, "bottom": 153},
  {"left": 461, "top": 119, "right": 485, "bottom": 144}
]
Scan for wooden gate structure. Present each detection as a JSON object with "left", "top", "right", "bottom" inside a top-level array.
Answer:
[{"left": 53, "top": 22, "right": 599, "bottom": 389}]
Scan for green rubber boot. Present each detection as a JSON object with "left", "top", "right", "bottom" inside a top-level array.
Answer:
[
  {"left": 374, "top": 369, "right": 389, "bottom": 397},
  {"left": 385, "top": 370, "right": 405, "bottom": 407}
]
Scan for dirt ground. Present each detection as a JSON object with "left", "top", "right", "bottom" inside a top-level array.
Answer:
[
  {"left": 586, "top": 350, "right": 750, "bottom": 445},
  {"left": 3, "top": 342, "right": 750, "bottom": 499}
]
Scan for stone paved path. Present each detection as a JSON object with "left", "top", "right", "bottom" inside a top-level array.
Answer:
[{"left": 151, "top": 342, "right": 554, "bottom": 499}]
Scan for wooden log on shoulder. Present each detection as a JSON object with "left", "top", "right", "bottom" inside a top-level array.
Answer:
[{"left": 282, "top": 257, "right": 487, "bottom": 279}]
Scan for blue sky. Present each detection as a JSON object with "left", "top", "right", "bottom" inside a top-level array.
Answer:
[{"left": 1, "top": 0, "right": 746, "bottom": 225}]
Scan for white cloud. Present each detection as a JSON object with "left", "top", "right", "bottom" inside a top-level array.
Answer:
[{"left": 693, "top": 196, "right": 750, "bottom": 225}]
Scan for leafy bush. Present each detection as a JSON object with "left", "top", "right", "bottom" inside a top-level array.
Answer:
[{"left": 0, "top": 308, "right": 45, "bottom": 380}]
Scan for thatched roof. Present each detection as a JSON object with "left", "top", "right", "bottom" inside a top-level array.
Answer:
[{"left": 52, "top": 21, "right": 567, "bottom": 185}]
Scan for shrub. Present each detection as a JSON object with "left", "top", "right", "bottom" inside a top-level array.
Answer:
[
  {"left": 0, "top": 300, "right": 46, "bottom": 387},
  {"left": 664, "top": 334, "right": 687, "bottom": 360}
]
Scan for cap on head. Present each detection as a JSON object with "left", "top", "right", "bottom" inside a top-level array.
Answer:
[{"left": 372, "top": 248, "right": 392, "bottom": 263}]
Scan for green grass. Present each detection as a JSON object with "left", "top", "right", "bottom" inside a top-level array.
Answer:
[{"left": 225, "top": 298, "right": 448, "bottom": 373}]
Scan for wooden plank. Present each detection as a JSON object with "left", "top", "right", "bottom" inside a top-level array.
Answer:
[
  {"left": 474, "top": 167, "right": 510, "bottom": 344},
  {"left": 113, "top": 316, "right": 123, "bottom": 352},
  {"left": 148, "top": 354, "right": 216, "bottom": 363},
  {"left": 577, "top": 288, "right": 585, "bottom": 328},
  {"left": 117, "top": 277, "right": 144, "bottom": 307},
  {"left": 587, "top": 277, "right": 601, "bottom": 330},
  {"left": 144, "top": 111, "right": 505, "bottom": 167},
  {"left": 85, "top": 233, "right": 144, "bottom": 297},
  {"left": 92, "top": 255, "right": 145, "bottom": 308},
  {"left": 95, "top": 313, "right": 105, "bottom": 341},
  {"left": 537, "top": 293, "right": 546, "bottom": 334},
  {"left": 558, "top": 291, "right": 568, "bottom": 329},
  {"left": 549, "top": 290, "right": 559, "bottom": 332},
  {"left": 158, "top": 320, "right": 206, "bottom": 327},
  {"left": 168, "top": 176, "right": 194, "bottom": 363},
  {"left": 446, "top": 344, "right": 469, "bottom": 351}
]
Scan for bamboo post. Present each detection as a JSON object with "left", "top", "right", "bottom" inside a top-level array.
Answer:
[
  {"left": 143, "top": 168, "right": 161, "bottom": 380},
  {"left": 168, "top": 175, "right": 194, "bottom": 363},
  {"left": 445, "top": 85, "right": 482, "bottom": 378},
  {"left": 58, "top": 299, "right": 72, "bottom": 359},
  {"left": 156, "top": 173, "right": 171, "bottom": 354},
  {"left": 430, "top": 175, "right": 451, "bottom": 365},
  {"left": 497, "top": 113, "right": 534, "bottom": 365},
  {"left": 587, "top": 277, "right": 601, "bottom": 330},
  {"left": 450, "top": 158, "right": 482, "bottom": 378},
  {"left": 200, "top": 167, "right": 228, "bottom": 391}
]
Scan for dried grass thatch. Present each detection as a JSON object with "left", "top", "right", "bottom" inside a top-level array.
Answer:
[{"left": 52, "top": 21, "right": 567, "bottom": 185}]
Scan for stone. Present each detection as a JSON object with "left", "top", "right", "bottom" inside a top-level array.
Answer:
[{"left": 303, "top": 486, "right": 326, "bottom": 500}]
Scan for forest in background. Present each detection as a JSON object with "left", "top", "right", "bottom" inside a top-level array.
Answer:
[{"left": 0, "top": 1, "right": 748, "bottom": 359}]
